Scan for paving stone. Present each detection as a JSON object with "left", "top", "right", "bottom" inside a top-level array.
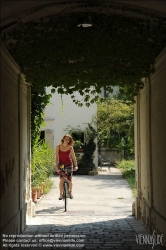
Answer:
[{"left": 15, "top": 168, "right": 164, "bottom": 250}]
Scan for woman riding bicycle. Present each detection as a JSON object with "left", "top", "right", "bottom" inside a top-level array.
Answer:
[{"left": 55, "top": 134, "right": 78, "bottom": 200}]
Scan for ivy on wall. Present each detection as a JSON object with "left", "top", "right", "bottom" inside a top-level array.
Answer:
[
  {"left": 31, "top": 87, "right": 51, "bottom": 148},
  {"left": 77, "top": 124, "right": 97, "bottom": 174}
]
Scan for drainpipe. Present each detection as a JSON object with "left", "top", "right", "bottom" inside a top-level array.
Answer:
[
  {"left": 148, "top": 75, "right": 153, "bottom": 232},
  {"left": 18, "top": 73, "right": 21, "bottom": 232},
  {"left": 135, "top": 92, "right": 141, "bottom": 220}
]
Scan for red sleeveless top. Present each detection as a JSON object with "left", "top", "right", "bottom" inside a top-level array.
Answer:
[{"left": 59, "top": 145, "right": 72, "bottom": 165}]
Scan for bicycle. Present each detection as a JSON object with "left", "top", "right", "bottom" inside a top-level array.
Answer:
[{"left": 59, "top": 165, "right": 76, "bottom": 212}]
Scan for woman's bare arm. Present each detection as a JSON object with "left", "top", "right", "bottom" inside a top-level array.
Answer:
[
  {"left": 55, "top": 145, "right": 59, "bottom": 172},
  {"left": 70, "top": 147, "right": 78, "bottom": 169}
]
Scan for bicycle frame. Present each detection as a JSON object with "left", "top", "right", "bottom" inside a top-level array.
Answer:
[{"left": 59, "top": 166, "right": 73, "bottom": 212}]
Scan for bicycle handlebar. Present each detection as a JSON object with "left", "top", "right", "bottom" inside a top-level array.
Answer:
[{"left": 59, "top": 167, "right": 77, "bottom": 172}]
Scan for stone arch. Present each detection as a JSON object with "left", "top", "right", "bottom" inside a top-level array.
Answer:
[{"left": 1, "top": 1, "right": 166, "bottom": 245}]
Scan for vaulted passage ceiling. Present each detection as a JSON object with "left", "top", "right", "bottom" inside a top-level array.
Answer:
[{"left": 1, "top": 1, "right": 166, "bottom": 104}]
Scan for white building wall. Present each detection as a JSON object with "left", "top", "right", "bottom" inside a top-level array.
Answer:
[{"left": 41, "top": 87, "right": 98, "bottom": 168}]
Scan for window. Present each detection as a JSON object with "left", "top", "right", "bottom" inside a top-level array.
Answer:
[{"left": 72, "top": 132, "right": 84, "bottom": 144}]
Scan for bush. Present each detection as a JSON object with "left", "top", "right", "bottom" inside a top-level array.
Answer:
[
  {"left": 31, "top": 139, "right": 55, "bottom": 188},
  {"left": 97, "top": 98, "right": 134, "bottom": 159},
  {"left": 115, "top": 159, "right": 136, "bottom": 197},
  {"left": 43, "top": 179, "right": 54, "bottom": 194}
]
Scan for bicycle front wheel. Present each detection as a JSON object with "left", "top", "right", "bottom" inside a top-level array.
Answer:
[{"left": 64, "top": 182, "right": 68, "bottom": 211}]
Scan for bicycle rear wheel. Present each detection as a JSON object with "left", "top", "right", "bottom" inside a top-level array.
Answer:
[{"left": 64, "top": 182, "right": 69, "bottom": 211}]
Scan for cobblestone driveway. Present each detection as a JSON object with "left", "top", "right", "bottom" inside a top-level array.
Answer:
[{"left": 10, "top": 167, "right": 163, "bottom": 250}]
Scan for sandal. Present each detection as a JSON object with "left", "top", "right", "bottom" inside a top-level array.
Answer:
[
  {"left": 69, "top": 191, "right": 73, "bottom": 199},
  {"left": 59, "top": 194, "right": 63, "bottom": 200}
]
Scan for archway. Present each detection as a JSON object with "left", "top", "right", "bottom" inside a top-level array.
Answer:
[{"left": 1, "top": 0, "right": 166, "bottom": 245}]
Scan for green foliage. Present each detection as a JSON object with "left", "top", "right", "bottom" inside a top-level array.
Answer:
[
  {"left": 64, "top": 125, "right": 85, "bottom": 149},
  {"left": 115, "top": 159, "right": 135, "bottom": 170},
  {"left": 65, "top": 124, "right": 97, "bottom": 173},
  {"left": 64, "top": 125, "right": 83, "bottom": 139},
  {"left": 97, "top": 98, "right": 134, "bottom": 158},
  {"left": 31, "top": 87, "right": 51, "bottom": 147},
  {"left": 2, "top": 4, "right": 166, "bottom": 143},
  {"left": 2, "top": 10, "right": 166, "bottom": 104},
  {"left": 74, "top": 140, "right": 84, "bottom": 149},
  {"left": 43, "top": 179, "right": 54, "bottom": 194},
  {"left": 78, "top": 124, "right": 97, "bottom": 173},
  {"left": 31, "top": 139, "right": 55, "bottom": 187},
  {"left": 115, "top": 159, "right": 136, "bottom": 197}
]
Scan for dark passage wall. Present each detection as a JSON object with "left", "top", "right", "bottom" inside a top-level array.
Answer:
[
  {"left": 135, "top": 47, "right": 166, "bottom": 245},
  {"left": 0, "top": 44, "right": 31, "bottom": 240}
]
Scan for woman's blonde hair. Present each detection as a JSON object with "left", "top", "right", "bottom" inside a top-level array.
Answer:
[{"left": 61, "top": 134, "right": 74, "bottom": 146}]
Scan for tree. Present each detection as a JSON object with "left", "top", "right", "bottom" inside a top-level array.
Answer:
[{"left": 97, "top": 98, "right": 134, "bottom": 159}]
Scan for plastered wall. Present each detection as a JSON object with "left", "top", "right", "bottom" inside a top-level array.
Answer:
[
  {"left": 135, "top": 47, "right": 166, "bottom": 243},
  {"left": 40, "top": 86, "right": 98, "bottom": 171},
  {"left": 0, "top": 44, "right": 31, "bottom": 240}
]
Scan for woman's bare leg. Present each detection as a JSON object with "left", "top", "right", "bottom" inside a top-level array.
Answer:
[
  {"left": 69, "top": 181, "right": 72, "bottom": 193},
  {"left": 69, "top": 181, "right": 73, "bottom": 198},
  {"left": 59, "top": 178, "right": 64, "bottom": 197}
]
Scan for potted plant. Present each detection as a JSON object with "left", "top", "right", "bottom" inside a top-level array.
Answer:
[
  {"left": 40, "top": 181, "right": 45, "bottom": 195},
  {"left": 31, "top": 179, "right": 39, "bottom": 203},
  {"left": 31, "top": 139, "right": 55, "bottom": 201},
  {"left": 74, "top": 140, "right": 84, "bottom": 152},
  {"left": 37, "top": 186, "right": 41, "bottom": 199}
]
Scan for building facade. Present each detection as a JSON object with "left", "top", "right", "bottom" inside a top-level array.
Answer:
[{"left": 40, "top": 87, "right": 98, "bottom": 171}]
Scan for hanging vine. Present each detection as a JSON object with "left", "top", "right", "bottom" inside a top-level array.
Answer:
[
  {"left": 2, "top": 11, "right": 166, "bottom": 103},
  {"left": 31, "top": 87, "right": 51, "bottom": 148},
  {"left": 1, "top": 3, "right": 166, "bottom": 142}
]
